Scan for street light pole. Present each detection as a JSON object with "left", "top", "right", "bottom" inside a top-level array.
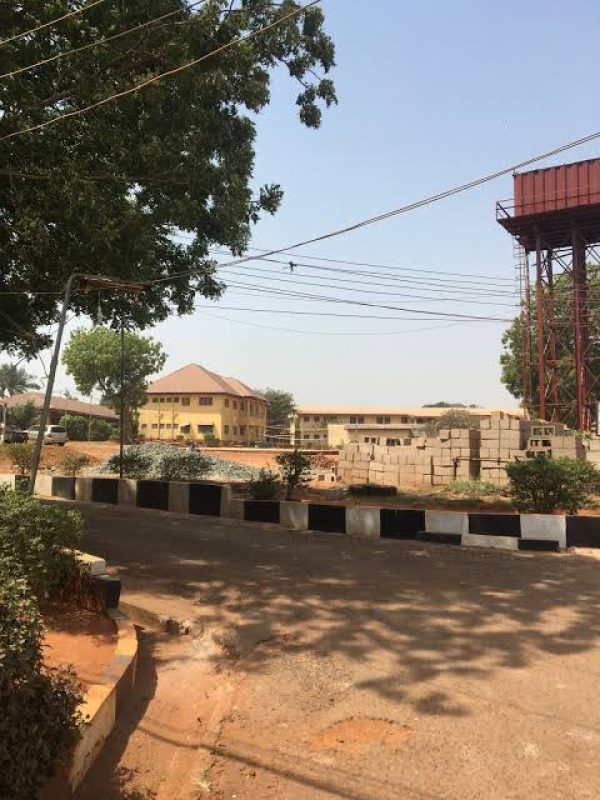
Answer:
[
  {"left": 28, "top": 273, "right": 148, "bottom": 495},
  {"left": 119, "top": 320, "right": 125, "bottom": 479}
]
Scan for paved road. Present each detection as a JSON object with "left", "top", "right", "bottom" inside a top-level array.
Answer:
[{"left": 74, "top": 502, "right": 600, "bottom": 800}]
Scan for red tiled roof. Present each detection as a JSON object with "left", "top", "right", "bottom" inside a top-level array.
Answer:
[
  {"left": 147, "top": 364, "right": 264, "bottom": 400},
  {"left": 3, "top": 392, "right": 118, "bottom": 420}
]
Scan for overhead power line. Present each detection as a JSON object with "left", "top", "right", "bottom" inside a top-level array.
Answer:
[
  {"left": 0, "top": 0, "right": 320, "bottom": 143},
  {"left": 0, "top": 0, "right": 108, "bottom": 48},
  {"left": 0, "top": 0, "right": 207, "bottom": 81},
  {"left": 161, "top": 129, "right": 600, "bottom": 286}
]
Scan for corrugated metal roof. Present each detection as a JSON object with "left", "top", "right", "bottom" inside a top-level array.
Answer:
[{"left": 147, "top": 364, "right": 264, "bottom": 400}]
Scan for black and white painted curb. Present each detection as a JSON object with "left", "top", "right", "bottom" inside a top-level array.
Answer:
[{"left": 4, "top": 474, "right": 597, "bottom": 552}]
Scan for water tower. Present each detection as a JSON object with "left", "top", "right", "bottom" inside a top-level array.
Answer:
[{"left": 497, "top": 158, "right": 600, "bottom": 430}]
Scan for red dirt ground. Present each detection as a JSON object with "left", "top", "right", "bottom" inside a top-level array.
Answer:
[{"left": 42, "top": 604, "right": 117, "bottom": 689}]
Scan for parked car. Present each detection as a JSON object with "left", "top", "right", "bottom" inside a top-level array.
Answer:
[
  {"left": 27, "top": 424, "right": 68, "bottom": 445},
  {"left": 0, "top": 425, "right": 28, "bottom": 443}
]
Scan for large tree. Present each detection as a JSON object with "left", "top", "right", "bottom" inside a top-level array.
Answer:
[
  {"left": 62, "top": 327, "right": 166, "bottom": 438},
  {"left": 262, "top": 387, "right": 296, "bottom": 443},
  {"left": 500, "top": 268, "right": 600, "bottom": 428},
  {"left": 0, "top": 363, "right": 40, "bottom": 396},
  {"left": 0, "top": 1, "right": 336, "bottom": 356}
]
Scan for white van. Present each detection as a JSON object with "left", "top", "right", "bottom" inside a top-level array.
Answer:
[{"left": 28, "top": 425, "right": 69, "bottom": 445}]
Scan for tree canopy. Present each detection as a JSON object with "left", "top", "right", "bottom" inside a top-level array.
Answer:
[
  {"left": 262, "top": 387, "right": 296, "bottom": 442},
  {"left": 0, "top": 363, "right": 40, "bottom": 396},
  {"left": 500, "top": 268, "right": 600, "bottom": 428},
  {"left": 0, "top": 1, "right": 336, "bottom": 356},
  {"left": 62, "top": 327, "right": 166, "bottom": 418}
]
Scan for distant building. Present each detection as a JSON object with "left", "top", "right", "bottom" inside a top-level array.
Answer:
[
  {"left": 138, "top": 363, "right": 267, "bottom": 445},
  {"left": 3, "top": 391, "right": 118, "bottom": 424},
  {"left": 290, "top": 405, "right": 525, "bottom": 449}
]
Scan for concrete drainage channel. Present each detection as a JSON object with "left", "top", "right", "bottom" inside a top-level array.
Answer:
[{"left": 4, "top": 472, "right": 599, "bottom": 552}]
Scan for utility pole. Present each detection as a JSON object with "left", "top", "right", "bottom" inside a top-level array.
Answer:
[
  {"left": 119, "top": 320, "right": 126, "bottom": 479},
  {"left": 28, "top": 274, "right": 147, "bottom": 495}
]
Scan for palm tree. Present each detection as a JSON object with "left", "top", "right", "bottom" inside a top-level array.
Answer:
[{"left": 0, "top": 363, "right": 40, "bottom": 397}]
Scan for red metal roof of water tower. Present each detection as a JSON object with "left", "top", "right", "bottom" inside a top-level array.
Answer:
[{"left": 514, "top": 157, "right": 600, "bottom": 217}]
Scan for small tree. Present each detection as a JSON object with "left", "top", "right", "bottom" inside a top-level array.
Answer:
[
  {"left": 425, "top": 409, "right": 479, "bottom": 436},
  {"left": 506, "top": 456, "right": 598, "bottom": 515},
  {"left": 62, "top": 327, "right": 166, "bottom": 442},
  {"left": 104, "top": 448, "right": 152, "bottom": 479},
  {"left": 248, "top": 468, "right": 283, "bottom": 500},
  {"left": 4, "top": 442, "right": 34, "bottom": 475},
  {"left": 156, "top": 451, "right": 211, "bottom": 482},
  {"left": 276, "top": 450, "right": 314, "bottom": 500},
  {"left": 262, "top": 388, "right": 296, "bottom": 444},
  {"left": 7, "top": 401, "right": 38, "bottom": 430},
  {"left": 58, "top": 451, "right": 91, "bottom": 477},
  {"left": 59, "top": 414, "right": 89, "bottom": 441}
]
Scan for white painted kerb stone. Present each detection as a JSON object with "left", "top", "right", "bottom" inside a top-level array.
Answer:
[
  {"left": 280, "top": 501, "right": 309, "bottom": 531},
  {"left": 520, "top": 514, "right": 566, "bottom": 549},
  {"left": 425, "top": 510, "right": 469, "bottom": 535}
]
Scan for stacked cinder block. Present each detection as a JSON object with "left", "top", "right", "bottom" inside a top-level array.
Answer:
[
  {"left": 418, "top": 428, "right": 480, "bottom": 486},
  {"left": 583, "top": 437, "right": 600, "bottom": 466},
  {"left": 336, "top": 442, "right": 371, "bottom": 483},
  {"left": 479, "top": 413, "right": 526, "bottom": 486}
]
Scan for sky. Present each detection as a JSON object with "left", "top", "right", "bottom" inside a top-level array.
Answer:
[{"left": 47, "top": 0, "right": 600, "bottom": 408}]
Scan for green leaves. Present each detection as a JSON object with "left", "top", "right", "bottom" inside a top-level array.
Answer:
[
  {"left": 506, "top": 455, "right": 599, "bottom": 514},
  {"left": 62, "top": 326, "right": 166, "bottom": 413},
  {"left": 0, "top": 1, "right": 337, "bottom": 355}
]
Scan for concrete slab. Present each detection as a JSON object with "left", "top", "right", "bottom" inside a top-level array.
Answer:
[
  {"left": 520, "top": 514, "right": 566, "bottom": 549},
  {"left": 346, "top": 506, "right": 380, "bottom": 539},
  {"left": 280, "top": 500, "right": 308, "bottom": 530},
  {"left": 425, "top": 510, "right": 469, "bottom": 535}
]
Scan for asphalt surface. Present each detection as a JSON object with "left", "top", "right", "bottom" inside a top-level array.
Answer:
[{"left": 73, "top": 502, "right": 600, "bottom": 800}]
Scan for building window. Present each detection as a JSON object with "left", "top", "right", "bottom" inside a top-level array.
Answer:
[
  {"left": 151, "top": 423, "right": 158, "bottom": 429},
  {"left": 304, "top": 433, "right": 310, "bottom": 440},
  {"left": 233, "top": 426, "right": 238, "bottom": 435},
  {"left": 233, "top": 401, "right": 238, "bottom": 409},
  {"left": 180, "top": 424, "right": 190, "bottom": 434},
  {"left": 199, "top": 397, "right": 213, "bottom": 406},
  {"left": 364, "top": 437, "right": 370, "bottom": 443},
  {"left": 326, "top": 416, "right": 337, "bottom": 423},
  {"left": 350, "top": 416, "right": 356, "bottom": 424},
  {"left": 151, "top": 398, "right": 158, "bottom": 404},
  {"left": 376, "top": 416, "right": 391, "bottom": 425},
  {"left": 303, "top": 415, "right": 310, "bottom": 422},
  {"left": 165, "top": 423, "right": 172, "bottom": 429},
  {"left": 224, "top": 398, "right": 230, "bottom": 408},
  {"left": 224, "top": 425, "right": 229, "bottom": 435},
  {"left": 313, "top": 416, "right": 320, "bottom": 422},
  {"left": 141, "top": 424, "right": 147, "bottom": 429},
  {"left": 240, "top": 425, "right": 246, "bottom": 435},
  {"left": 401, "top": 416, "right": 408, "bottom": 423},
  {"left": 159, "top": 397, "right": 165, "bottom": 403},
  {"left": 313, "top": 434, "right": 320, "bottom": 440},
  {"left": 198, "top": 424, "right": 214, "bottom": 434},
  {"left": 173, "top": 397, "right": 180, "bottom": 403},
  {"left": 181, "top": 397, "right": 190, "bottom": 407},
  {"left": 240, "top": 401, "right": 246, "bottom": 411},
  {"left": 159, "top": 424, "right": 165, "bottom": 429}
]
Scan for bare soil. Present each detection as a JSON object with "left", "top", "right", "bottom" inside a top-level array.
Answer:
[{"left": 43, "top": 603, "right": 117, "bottom": 689}]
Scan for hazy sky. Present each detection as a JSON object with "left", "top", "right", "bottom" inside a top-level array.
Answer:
[{"left": 48, "top": 0, "right": 600, "bottom": 408}]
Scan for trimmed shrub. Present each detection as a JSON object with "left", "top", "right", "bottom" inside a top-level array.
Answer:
[
  {"left": 58, "top": 451, "right": 91, "bottom": 476},
  {"left": 4, "top": 441, "right": 34, "bottom": 475},
  {"left": 0, "top": 558, "right": 83, "bottom": 800},
  {"left": 248, "top": 468, "right": 283, "bottom": 500},
  {"left": 59, "top": 415, "right": 117, "bottom": 441},
  {"left": 104, "top": 448, "right": 153, "bottom": 479},
  {"left": 0, "top": 488, "right": 82, "bottom": 598},
  {"left": 506, "top": 456, "right": 598, "bottom": 514},
  {"left": 155, "top": 450, "right": 211, "bottom": 481}
]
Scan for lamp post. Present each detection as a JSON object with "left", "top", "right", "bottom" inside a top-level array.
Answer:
[{"left": 28, "top": 273, "right": 147, "bottom": 495}]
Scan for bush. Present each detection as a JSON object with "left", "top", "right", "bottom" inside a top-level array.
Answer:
[
  {"left": 4, "top": 441, "right": 34, "bottom": 475},
  {"left": 58, "top": 451, "right": 91, "bottom": 476},
  {"left": 506, "top": 456, "right": 598, "bottom": 514},
  {"left": 0, "top": 558, "right": 83, "bottom": 800},
  {"left": 59, "top": 415, "right": 118, "bottom": 441},
  {"left": 155, "top": 451, "right": 211, "bottom": 481},
  {"left": 248, "top": 468, "right": 283, "bottom": 500},
  {"left": 90, "top": 418, "right": 118, "bottom": 441},
  {"left": 104, "top": 448, "right": 153, "bottom": 479},
  {"left": 276, "top": 450, "right": 315, "bottom": 500},
  {"left": 7, "top": 401, "right": 38, "bottom": 431},
  {"left": 0, "top": 488, "right": 82, "bottom": 598},
  {"left": 425, "top": 410, "right": 479, "bottom": 436}
]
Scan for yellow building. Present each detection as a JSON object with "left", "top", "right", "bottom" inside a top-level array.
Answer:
[{"left": 138, "top": 363, "right": 267, "bottom": 445}]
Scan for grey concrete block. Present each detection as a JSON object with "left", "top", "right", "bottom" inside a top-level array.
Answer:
[
  {"left": 520, "top": 514, "right": 566, "bottom": 549},
  {"left": 118, "top": 479, "right": 137, "bottom": 506},
  {"left": 168, "top": 482, "right": 190, "bottom": 514},
  {"left": 280, "top": 501, "right": 309, "bottom": 530},
  {"left": 75, "top": 477, "right": 93, "bottom": 502},
  {"left": 346, "top": 507, "right": 380, "bottom": 539},
  {"left": 425, "top": 510, "right": 469, "bottom": 535}
]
